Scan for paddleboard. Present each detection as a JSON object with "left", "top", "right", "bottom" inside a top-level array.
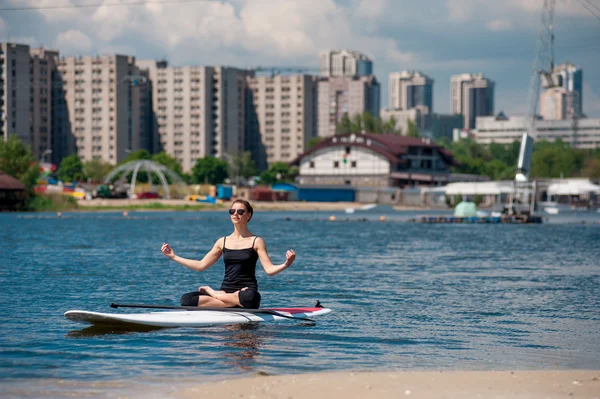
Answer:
[{"left": 65, "top": 307, "right": 331, "bottom": 328}]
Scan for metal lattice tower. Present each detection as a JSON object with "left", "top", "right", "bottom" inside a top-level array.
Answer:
[{"left": 517, "top": 0, "right": 556, "bottom": 180}]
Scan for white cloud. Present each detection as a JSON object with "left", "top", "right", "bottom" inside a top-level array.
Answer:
[
  {"left": 487, "top": 19, "right": 513, "bottom": 31},
  {"left": 55, "top": 29, "right": 93, "bottom": 54}
]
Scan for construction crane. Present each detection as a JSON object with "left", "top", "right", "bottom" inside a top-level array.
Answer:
[{"left": 516, "top": 0, "right": 556, "bottom": 183}]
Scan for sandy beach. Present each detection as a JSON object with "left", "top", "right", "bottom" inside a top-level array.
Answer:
[
  {"left": 176, "top": 370, "right": 600, "bottom": 399},
  {"left": 4, "top": 370, "right": 598, "bottom": 398}
]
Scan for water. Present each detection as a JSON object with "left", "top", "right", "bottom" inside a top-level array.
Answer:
[{"left": 1, "top": 209, "right": 599, "bottom": 385}]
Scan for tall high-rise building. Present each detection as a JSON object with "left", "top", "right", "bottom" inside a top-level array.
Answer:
[
  {"left": 55, "top": 54, "right": 150, "bottom": 164},
  {"left": 30, "top": 48, "right": 59, "bottom": 162},
  {"left": 540, "top": 63, "right": 583, "bottom": 119},
  {"left": 317, "top": 75, "right": 380, "bottom": 137},
  {"left": 1, "top": 43, "right": 58, "bottom": 161},
  {"left": 246, "top": 74, "right": 317, "bottom": 170},
  {"left": 319, "top": 50, "right": 373, "bottom": 78},
  {"left": 1, "top": 43, "right": 32, "bottom": 148},
  {"left": 451, "top": 73, "right": 494, "bottom": 129},
  {"left": 138, "top": 60, "right": 249, "bottom": 171},
  {"left": 540, "top": 87, "right": 581, "bottom": 120},
  {"left": 389, "top": 70, "right": 433, "bottom": 111}
]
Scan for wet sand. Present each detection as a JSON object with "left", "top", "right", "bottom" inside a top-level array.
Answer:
[{"left": 3, "top": 370, "right": 598, "bottom": 398}]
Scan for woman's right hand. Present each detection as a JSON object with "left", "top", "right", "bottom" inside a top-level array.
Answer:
[{"left": 161, "top": 243, "right": 175, "bottom": 260}]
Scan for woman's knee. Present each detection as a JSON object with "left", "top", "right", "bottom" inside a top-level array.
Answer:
[{"left": 180, "top": 291, "right": 200, "bottom": 306}]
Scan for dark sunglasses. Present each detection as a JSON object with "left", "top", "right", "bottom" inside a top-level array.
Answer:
[{"left": 228, "top": 209, "right": 246, "bottom": 215}]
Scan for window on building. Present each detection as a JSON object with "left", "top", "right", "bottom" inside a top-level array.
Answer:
[
  {"left": 345, "top": 146, "right": 351, "bottom": 154},
  {"left": 309, "top": 161, "right": 315, "bottom": 168},
  {"left": 351, "top": 161, "right": 357, "bottom": 168},
  {"left": 334, "top": 161, "right": 339, "bottom": 168}
]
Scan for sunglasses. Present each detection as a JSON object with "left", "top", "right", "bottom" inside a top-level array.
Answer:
[{"left": 228, "top": 209, "right": 246, "bottom": 215}]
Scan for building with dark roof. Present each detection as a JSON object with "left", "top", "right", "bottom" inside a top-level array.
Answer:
[
  {"left": 0, "top": 170, "right": 27, "bottom": 211},
  {"left": 290, "top": 133, "right": 457, "bottom": 188}
]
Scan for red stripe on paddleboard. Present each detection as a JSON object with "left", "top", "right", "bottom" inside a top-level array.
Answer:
[{"left": 265, "top": 308, "right": 322, "bottom": 314}]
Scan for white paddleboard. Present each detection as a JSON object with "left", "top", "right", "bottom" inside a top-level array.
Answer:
[{"left": 65, "top": 307, "right": 331, "bottom": 328}]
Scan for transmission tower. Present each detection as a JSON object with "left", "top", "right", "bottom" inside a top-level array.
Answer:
[{"left": 516, "top": 0, "right": 556, "bottom": 181}]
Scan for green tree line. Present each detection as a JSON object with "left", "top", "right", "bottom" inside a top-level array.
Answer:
[{"left": 439, "top": 138, "right": 600, "bottom": 180}]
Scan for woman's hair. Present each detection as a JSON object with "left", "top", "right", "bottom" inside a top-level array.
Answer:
[{"left": 231, "top": 199, "right": 254, "bottom": 221}]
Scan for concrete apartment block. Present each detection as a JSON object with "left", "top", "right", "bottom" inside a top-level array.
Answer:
[
  {"left": 317, "top": 75, "right": 380, "bottom": 137},
  {"left": 1, "top": 43, "right": 32, "bottom": 148},
  {"left": 451, "top": 73, "right": 495, "bottom": 129},
  {"left": 29, "top": 48, "right": 59, "bottom": 162},
  {"left": 389, "top": 70, "right": 434, "bottom": 111},
  {"left": 247, "top": 74, "right": 317, "bottom": 170},
  {"left": 138, "top": 60, "right": 249, "bottom": 172},
  {"left": 56, "top": 54, "right": 149, "bottom": 164}
]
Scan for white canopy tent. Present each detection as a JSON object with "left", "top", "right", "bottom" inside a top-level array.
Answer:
[
  {"left": 547, "top": 179, "right": 600, "bottom": 196},
  {"left": 425, "top": 181, "right": 516, "bottom": 195}
]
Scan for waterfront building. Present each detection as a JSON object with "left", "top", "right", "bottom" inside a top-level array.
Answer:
[
  {"left": 317, "top": 75, "right": 380, "bottom": 137},
  {"left": 319, "top": 50, "right": 373, "bottom": 78},
  {"left": 246, "top": 74, "right": 317, "bottom": 171},
  {"left": 389, "top": 70, "right": 433, "bottom": 111},
  {"left": 552, "top": 63, "right": 583, "bottom": 115},
  {"left": 291, "top": 133, "right": 456, "bottom": 188},
  {"left": 451, "top": 73, "right": 495, "bottom": 129}
]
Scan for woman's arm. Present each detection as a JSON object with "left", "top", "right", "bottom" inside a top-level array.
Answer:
[
  {"left": 255, "top": 237, "right": 295, "bottom": 276},
  {"left": 161, "top": 238, "right": 223, "bottom": 272}
]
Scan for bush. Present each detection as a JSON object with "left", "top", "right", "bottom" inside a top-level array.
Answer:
[{"left": 28, "top": 194, "right": 79, "bottom": 212}]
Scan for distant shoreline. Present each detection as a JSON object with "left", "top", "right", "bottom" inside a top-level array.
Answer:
[{"left": 71, "top": 199, "right": 432, "bottom": 212}]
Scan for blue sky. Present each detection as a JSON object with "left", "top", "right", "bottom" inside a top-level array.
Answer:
[{"left": 1, "top": 0, "right": 599, "bottom": 117}]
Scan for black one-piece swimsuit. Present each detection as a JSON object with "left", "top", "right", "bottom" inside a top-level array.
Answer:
[{"left": 180, "top": 236, "right": 261, "bottom": 308}]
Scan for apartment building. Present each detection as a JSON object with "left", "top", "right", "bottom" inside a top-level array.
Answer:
[
  {"left": 246, "top": 74, "right": 317, "bottom": 170},
  {"left": 138, "top": 61, "right": 249, "bottom": 172},
  {"left": 389, "top": 70, "right": 434, "bottom": 111},
  {"left": 451, "top": 73, "right": 495, "bottom": 129},
  {"left": 55, "top": 54, "right": 150, "bottom": 164},
  {"left": 0, "top": 43, "right": 59, "bottom": 161},
  {"left": 319, "top": 50, "right": 373, "bottom": 78},
  {"left": 317, "top": 75, "right": 380, "bottom": 137}
]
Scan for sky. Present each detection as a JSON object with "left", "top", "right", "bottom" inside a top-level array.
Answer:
[{"left": 1, "top": 0, "right": 599, "bottom": 117}]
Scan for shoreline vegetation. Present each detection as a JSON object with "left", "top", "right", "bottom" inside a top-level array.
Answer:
[{"left": 25, "top": 195, "right": 428, "bottom": 212}]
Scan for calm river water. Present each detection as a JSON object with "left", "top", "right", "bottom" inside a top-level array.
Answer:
[{"left": 1, "top": 209, "right": 599, "bottom": 386}]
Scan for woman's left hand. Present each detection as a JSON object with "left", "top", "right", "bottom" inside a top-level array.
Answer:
[
  {"left": 199, "top": 286, "right": 215, "bottom": 297},
  {"left": 285, "top": 249, "right": 296, "bottom": 266}
]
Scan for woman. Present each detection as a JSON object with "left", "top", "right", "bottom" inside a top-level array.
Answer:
[{"left": 160, "top": 199, "right": 295, "bottom": 309}]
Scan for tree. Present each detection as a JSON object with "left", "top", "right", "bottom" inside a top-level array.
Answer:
[
  {"left": 122, "top": 149, "right": 151, "bottom": 163},
  {"left": 260, "top": 162, "right": 298, "bottom": 184},
  {"left": 406, "top": 119, "right": 421, "bottom": 137},
  {"left": 192, "top": 156, "right": 229, "bottom": 184},
  {"left": 57, "top": 154, "right": 84, "bottom": 182},
  {"left": 152, "top": 151, "right": 183, "bottom": 176},
  {"left": 336, "top": 112, "right": 402, "bottom": 135},
  {"left": 83, "top": 159, "right": 114, "bottom": 183},
  {"left": 231, "top": 152, "right": 258, "bottom": 183},
  {"left": 0, "top": 134, "right": 37, "bottom": 182}
]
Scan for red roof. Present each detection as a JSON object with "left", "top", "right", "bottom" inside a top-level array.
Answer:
[
  {"left": 290, "top": 133, "right": 455, "bottom": 166},
  {"left": 0, "top": 170, "right": 26, "bottom": 190}
]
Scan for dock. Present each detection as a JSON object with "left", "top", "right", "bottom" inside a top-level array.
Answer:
[{"left": 411, "top": 215, "right": 543, "bottom": 224}]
